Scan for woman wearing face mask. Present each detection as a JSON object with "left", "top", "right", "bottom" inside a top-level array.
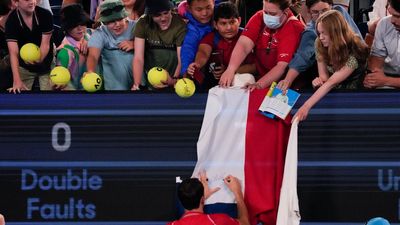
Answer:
[{"left": 219, "top": 0, "right": 304, "bottom": 89}]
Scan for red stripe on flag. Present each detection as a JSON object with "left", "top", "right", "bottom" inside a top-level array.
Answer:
[{"left": 244, "top": 89, "right": 291, "bottom": 225}]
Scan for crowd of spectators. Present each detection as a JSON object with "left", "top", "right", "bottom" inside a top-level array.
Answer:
[
  {"left": 0, "top": 0, "right": 399, "bottom": 224},
  {"left": 0, "top": 0, "right": 399, "bottom": 110}
]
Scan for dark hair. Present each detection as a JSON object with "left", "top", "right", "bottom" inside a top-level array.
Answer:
[
  {"left": 390, "top": 0, "right": 400, "bottom": 13},
  {"left": 306, "top": 0, "right": 333, "bottom": 8},
  {"left": 133, "top": 0, "right": 145, "bottom": 17},
  {"left": 0, "top": 0, "right": 11, "bottom": 16},
  {"left": 187, "top": 0, "right": 213, "bottom": 6},
  {"left": 177, "top": 178, "right": 204, "bottom": 210},
  {"left": 265, "top": 0, "right": 290, "bottom": 11},
  {"left": 60, "top": 4, "right": 90, "bottom": 32},
  {"left": 145, "top": 0, "right": 172, "bottom": 15},
  {"left": 214, "top": 2, "right": 239, "bottom": 22}
]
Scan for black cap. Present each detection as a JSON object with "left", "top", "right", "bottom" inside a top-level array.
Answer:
[
  {"left": 60, "top": 4, "right": 91, "bottom": 31},
  {"left": 146, "top": 0, "right": 173, "bottom": 15}
]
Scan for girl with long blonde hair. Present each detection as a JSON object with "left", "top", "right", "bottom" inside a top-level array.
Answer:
[{"left": 294, "top": 10, "right": 369, "bottom": 121}]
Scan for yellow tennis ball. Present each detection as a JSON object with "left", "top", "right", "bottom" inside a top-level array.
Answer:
[
  {"left": 148, "top": 67, "right": 168, "bottom": 87},
  {"left": 81, "top": 72, "right": 102, "bottom": 92},
  {"left": 50, "top": 66, "right": 71, "bottom": 85},
  {"left": 20, "top": 43, "right": 41, "bottom": 63},
  {"left": 175, "top": 78, "right": 196, "bottom": 98}
]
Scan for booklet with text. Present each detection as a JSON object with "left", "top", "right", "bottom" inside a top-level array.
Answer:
[{"left": 259, "top": 82, "right": 300, "bottom": 120}]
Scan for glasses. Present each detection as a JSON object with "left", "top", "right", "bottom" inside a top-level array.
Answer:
[
  {"left": 100, "top": 5, "right": 124, "bottom": 17},
  {"left": 310, "top": 8, "right": 329, "bottom": 17}
]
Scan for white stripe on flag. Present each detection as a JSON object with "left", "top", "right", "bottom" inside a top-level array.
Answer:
[
  {"left": 276, "top": 118, "right": 301, "bottom": 225},
  {"left": 193, "top": 87, "right": 248, "bottom": 204}
]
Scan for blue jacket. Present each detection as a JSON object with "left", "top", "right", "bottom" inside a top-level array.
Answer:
[
  {"left": 288, "top": 5, "right": 363, "bottom": 73},
  {"left": 180, "top": 12, "right": 212, "bottom": 76}
]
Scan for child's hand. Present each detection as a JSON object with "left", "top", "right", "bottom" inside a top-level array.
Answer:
[
  {"left": 312, "top": 77, "right": 324, "bottom": 89},
  {"left": 79, "top": 39, "right": 88, "bottom": 55},
  {"left": 156, "top": 76, "right": 177, "bottom": 88},
  {"left": 187, "top": 62, "right": 199, "bottom": 76},
  {"left": 8, "top": 80, "right": 28, "bottom": 94},
  {"left": 131, "top": 84, "right": 140, "bottom": 91},
  {"left": 277, "top": 79, "right": 290, "bottom": 94},
  {"left": 24, "top": 60, "right": 40, "bottom": 65},
  {"left": 293, "top": 104, "right": 310, "bottom": 122},
  {"left": 219, "top": 69, "right": 235, "bottom": 88},
  {"left": 50, "top": 80, "right": 68, "bottom": 91},
  {"left": 118, "top": 40, "right": 134, "bottom": 52}
]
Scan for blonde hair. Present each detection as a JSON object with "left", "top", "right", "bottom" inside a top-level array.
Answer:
[{"left": 315, "top": 10, "right": 369, "bottom": 70}]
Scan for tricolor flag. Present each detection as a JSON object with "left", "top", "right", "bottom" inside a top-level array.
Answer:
[{"left": 193, "top": 87, "right": 291, "bottom": 225}]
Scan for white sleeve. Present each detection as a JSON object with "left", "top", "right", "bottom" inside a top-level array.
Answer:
[{"left": 368, "top": 0, "right": 388, "bottom": 24}]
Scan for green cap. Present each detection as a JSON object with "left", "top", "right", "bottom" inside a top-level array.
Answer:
[{"left": 99, "top": 0, "right": 128, "bottom": 23}]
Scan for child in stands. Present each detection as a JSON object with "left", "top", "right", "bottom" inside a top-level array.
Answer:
[
  {"left": 86, "top": 0, "right": 135, "bottom": 90},
  {"left": 294, "top": 10, "right": 369, "bottom": 121},
  {"left": 187, "top": 2, "right": 255, "bottom": 90},
  {"left": 180, "top": 0, "right": 214, "bottom": 76},
  {"left": 6, "top": 0, "right": 54, "bottom": 93},
  {"left": 56, "top": 3, "right": 91, "bottom": 90},
  {"left": 131, "top": 0, "right": 186, "bottom": 90}
]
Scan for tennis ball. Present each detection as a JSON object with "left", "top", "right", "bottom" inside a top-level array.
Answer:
[
  {"left": 175, "top": 78, "right": 195, "bottom": 98},
  {"left": 50, "top": 66, "right": 71, "bottom": 86},
  {"left": 20, "top": 43, "right": 41, "bottom": 63},
  {"left": 81, "top": 72, "right": 102, "bottom": 92},
  {"left": 148, "top": 67, "right": 168, "bottom": 87}
]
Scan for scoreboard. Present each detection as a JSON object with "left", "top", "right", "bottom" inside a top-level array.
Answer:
[{"left": 1, "top": 91, "right": 400, "bottom": 224}]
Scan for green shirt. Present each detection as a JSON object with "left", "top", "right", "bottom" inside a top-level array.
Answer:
[{"left": 134, "top": 13, "right": 186, "bottom": 76}]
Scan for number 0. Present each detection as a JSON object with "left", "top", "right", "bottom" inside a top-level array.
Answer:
[{"left": 52, "top": 122, "right": 71, "bottom": 152}]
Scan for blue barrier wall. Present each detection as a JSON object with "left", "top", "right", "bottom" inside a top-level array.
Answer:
[{"left": 0, "top": 91, "right": 400, "bottom": 224}]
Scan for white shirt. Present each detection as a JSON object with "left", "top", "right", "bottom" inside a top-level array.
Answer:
[{"left": 368, "top": 0, "right": 388, "bottom": 24}]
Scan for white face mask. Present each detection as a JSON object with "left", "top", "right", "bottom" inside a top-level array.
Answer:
[{"left": 263, "top": 13, "right": 282, "bottom": 29}]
